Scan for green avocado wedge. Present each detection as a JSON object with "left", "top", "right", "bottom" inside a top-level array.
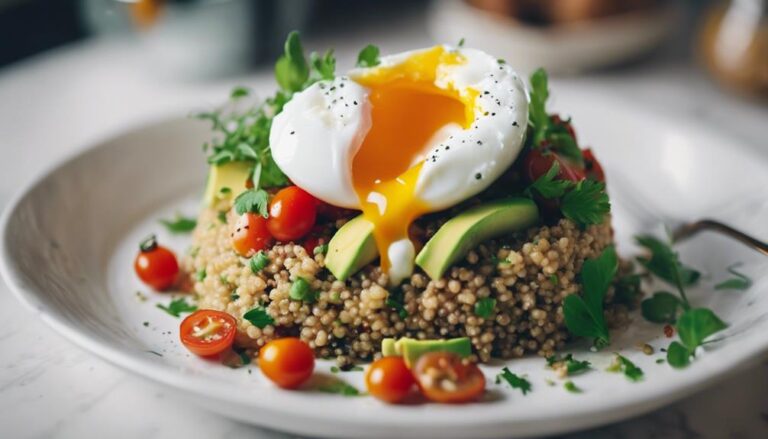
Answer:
[
  {"left": 415, "top": 197, "right": 539, "bottom": 280},
  {"left": 202, "top": 161, "right": 252, "bottom": 207},
  {"left": 381, "top": 337, "right": 473, "bottom": 367},
  {"left": 325, "top": 215, "right": 377, "bottom": 281}
]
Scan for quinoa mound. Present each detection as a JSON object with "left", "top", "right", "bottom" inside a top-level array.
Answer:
[{"left": 182, "top": 203, "right": 629, "bottom": 365}]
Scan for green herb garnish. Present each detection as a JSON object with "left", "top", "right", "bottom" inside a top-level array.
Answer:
[
  {"left": 666, "top": 308, "right": 727, "bottom": 368},
  {"left": 564, "top": 380, "right": 582, "bottom": 393},
  {"left": 386, "top": 287, "right": 408, "bottom": 319},
  {"left": 156, "top": 297, "right": 197, "bottom": 318},
  {"left": 495, "top": 367, "right": 531, "bottom": 395},
  {"left": 607, "top": 354, "right": 644, "bottom": 382},
  {"left": 317, "top": 379, "right": 362, "bottom": 396},
  {"left": 641, "top": 291, "right": 683, "bottom": 324},
  {"left": 526, "top": 162, "right": 571, "bottom": 199},
  {"left": 234, "top": 188, "right": 269, "bottom": 217},
  {"left": 715, "top": 264, "right": 751, "bottom": 291},
  {"left": 636, "top": 235, "right": 700, "bottom": 302},
  {"left": 243, "top": 307, "right": 274, "bottom": 328},
  {"left": 560, "top": 180, "right": 610, "bottom": 226},
  {"left": 356, "top": 44, "right": 380, "bottom": 68},
  {"left": 195, "top": 268, "right": 207, "bottom": 282},
  {"left": 474, "top": 297, "right": 496, "bottom": 319},
  {"left": 159, "top": 214, "right": 197, "bottom": 234},
  {"left": 563, "top": 245, "right": 617, "bottom": 348},
  {"left": 289, "top": 277, "right": 317, "bottom": 302},
  {"left": 249, "top": 251, "right": 270, "bottom": 273},
  {"left": 546, "top": 354, "right": 591, "bottom": 375}
]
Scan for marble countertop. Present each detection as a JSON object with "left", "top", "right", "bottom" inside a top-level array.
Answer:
[{"left": 1, "top": 14, "right": 768, "bottom": 439}]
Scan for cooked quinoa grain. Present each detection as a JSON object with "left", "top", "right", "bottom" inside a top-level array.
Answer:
[{"left": 182, "top": 206, "right": 629, "bottom": 364}]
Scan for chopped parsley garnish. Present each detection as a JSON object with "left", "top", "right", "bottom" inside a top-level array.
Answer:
[
  {"left": 560, "top": 180, "right": 610, "bottom": 226},
  {"left": 313, "top": 243, "right": 329, "bottom": 255},
  {"left": 563, "top": 245, "right": 617, "bottom": 348},
  {"left": 607, "top": 354, "right": 644, "bottom": 382},
  {"left": 249, "top": 251, "right": 269, "bottom": 273},
  {"left": 159, "top": 214, "right": 196, "bottom": 234},
  {"left": 526, "top": 162, "right": 571, "bottom": 199},
  {"left": 564, "top": 380, "right": 582, "bottom": 393},
  {"left": 289, "top": 277, "right": 317, "bottom": 302},
  {"left": 156, "top": 297, "right": 197, "bottom": 318},
  {"left": 474, "top": 297, "right": 496, "bottom": 319},
  {"left": 317, "top": 379, "right": 362, "bottom": 396},
  {"left": 666, "top": 308, "right": 727, "bottom": 368},
  {"left": 386, "top": 287, "right": 408, "bottom": 319},
  {"left": 457, "top": 37, "right": 466, "bottom": 47},
  {"left": 195, "top": 268, "right": 207, "bottom": 282},
  {"left": 546, "top": 354, "right": 591, "bottom": 376},
  {"left": 234, "top": 188, "right": 269, "bottom": 217},
  {"left": 495, "top": 367, "right": 531, "bottom": 395},
  {"left": 243, "top": 307, "right": 273, "bottom": 328},
  {"left": 356, "top": 44, "right": 380, "bottom": 67},
  {"left": 715, "top": 264, "right": 751, "bottom": 291}
]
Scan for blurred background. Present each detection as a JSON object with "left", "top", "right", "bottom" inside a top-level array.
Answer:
[{"left": 0, "top": 0, "right": 765, "bottom": 94}]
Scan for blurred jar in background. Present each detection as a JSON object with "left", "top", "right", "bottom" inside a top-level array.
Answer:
[{"left": 699, "top": 0, "right": 767, "bottom": 99}]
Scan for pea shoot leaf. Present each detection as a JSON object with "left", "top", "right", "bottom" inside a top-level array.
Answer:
[
  {"left": 635, "top": 235, "right": 700, "bottom": 295},
  {"left": 666, "top": 341, "right": 691, "bottom": 368},
  {"left": 310, "top": 49, "right": 336, "bottom": 81},
  {"left": 356, "top": 44, "right": 380, "bottom": 68},
  {"left": 641, "top": 291, "right": 682, "bottom": 324},
  {"left": 275, "top": 31, "right": 309, "bottom": 93},
  {"left": 563, "top": 246, "right": 617, "bottom": 348},
  {"left": 715, "top": 265, "right": 751, "bottom": 291},
  {"left": 666, "top": 308, "right": 727, "bottom": 369}
]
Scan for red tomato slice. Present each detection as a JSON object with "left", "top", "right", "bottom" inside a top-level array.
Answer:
[
  {"left": 180, "top": 310, "right": 237, "bottom": 357},
  {"left": 413, "top": 352, "right": 485, "bottom": 404}
]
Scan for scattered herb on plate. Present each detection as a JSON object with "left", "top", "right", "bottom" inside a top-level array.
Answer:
[
  {"left": 564, "top": 380, "right": 582, "bottom": 393},
  {"left": 317, "top": 379, "right": 362, "bottom": 396},
  {"left": 159, "top": 214, "right": 197, "bottom": 234},
  {"left": 546, "top": 354, "right": 591, "bottom": 376},
  {"left": 607, "top": 354, "right": 644, "bottom": 382},
  {"left": 715, "top": 264, "right": 751, "bottom": 291},
  {"left": 156, "top": 297, "right": 197, "bottom": 318},
  {"left": 666, "top": 308, "right": 727, "bottom": 368},
  {"left": 496, "top": 367, "right": 532, "bottom": 395}
]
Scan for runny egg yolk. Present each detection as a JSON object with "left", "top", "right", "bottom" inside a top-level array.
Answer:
[{"left": 352, "top": 46, "right": 478, "bottom": 274}]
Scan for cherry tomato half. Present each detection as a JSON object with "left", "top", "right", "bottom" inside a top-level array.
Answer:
[
  {"left": 259, "top": 337, "right": 315, "bottom": 389},
  {"left": 232, "top": 212, "right": 273, "bottom": 257},
  {"left": 365, "top": 356, "right": 416, "bottom": 404},
  {"left": 180, "top": 310, "right": 237, "bottom": 357},
  {"left": 134, "top": 235, "right": 179, "bottom": 291},
  {"left": 413, "top": 352, "right": 486, "bottom": 404},
  {"left": 582, "top": 148, "right": 605, "bottom": 182},
  {"left": 523, "top": 148, "right": 585, "bottom": 184},
  {"left": 266, "top": 186, "right": 317, "bottom": 242}
]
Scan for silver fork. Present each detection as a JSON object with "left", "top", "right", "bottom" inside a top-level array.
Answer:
[{"left": 609, "top": 173, "right": 768, "bottom": 256}]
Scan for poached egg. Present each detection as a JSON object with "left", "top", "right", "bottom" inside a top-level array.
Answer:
[{"left": 270, "top": 45, "right": 529, "bottom": 283}]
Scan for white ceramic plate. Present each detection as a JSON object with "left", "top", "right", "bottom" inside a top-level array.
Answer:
[{"left": 2, "top": 88, "right": 768, "bottom": 438}]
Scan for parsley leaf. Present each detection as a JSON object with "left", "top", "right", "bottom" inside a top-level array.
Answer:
[
  {"left": 549, "top": 132, "right": 584, "bottom": 167},
  {"left": 243, "top": 307, "right": 273, "bottom": 328},
  {"left": 607, "top": 354, "right": 644, "bottom": 382},
  {"left": 249, "top": 251, "right": 269, "bottom": 273},
  {"left": 528, "top": 68, "right": 550, "bottom": 146},
  {"left": 474, "top": 297, "right": 496, "bottom": 319},
  {"left": 527, "top": 161, "right": 572, "bottom": 199},
  {"left": 547, "top": 354, "right": 591, "bottom": 375},
  {"left": 310, "top": 49, "right": 336, "bottom": 81},
  {"left": 563, "top": 245, "right": 617, "bottom": 347},
  {"left": 356, "top": 44, "right": 380, "bottom": 68},
  {"left": 715, "top": 264, "right": 751, "bottom": 291},
  {"left": 289, "top": 277, "right": 317, "bottom": 302},
  {"left": 641, "top": 291, "right": 683, "bottom": 324},
  {"left": 156, "top": 297, "right": 197, "bottom": 318},
  {"left": 496, "top": 367, "right": 531, "bottom": 395},
  {"left": 560, "top": 179, "right": 610, "bottom": 226},
  {"left": 159, "top": 214, "right": 197, "bottom": 234},
  {"left": 234, "top": 188, "right": 269, "bottom": 217},
  {"left": 666, "top": 308, "right": 727, "bottom": 369}
]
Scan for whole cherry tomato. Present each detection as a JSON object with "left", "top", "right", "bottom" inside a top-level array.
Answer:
[
  {"left": 259, "top": 337, "right": 315, "bottom": 389},
  {"left": 134, "top": 235, "right": 179, "bottom": 291},
  {"left": 413, "top": 352, "right": 485, "bottom": 404},
  {"left": 180, "top": 309, "right": 237, "bottom": 357},
  {"left": 582, "top": 148, "right": 606, "bottom": 182},
  {"left": 232, "top": 212, "right": 273, "bottom": 257},
  {"left": 266, "top": 186, "right": 317, "bottom": 242},
  {"left": 365, "top": 356, "right": 416, "bottom": 404}
]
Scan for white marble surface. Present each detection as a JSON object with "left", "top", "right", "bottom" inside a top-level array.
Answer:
[{"left": 1, "top": 13, "right": 768, "bottom": 439}]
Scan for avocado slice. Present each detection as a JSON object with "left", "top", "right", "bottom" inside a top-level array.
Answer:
[
  {"left": 415, "top": 197, "right": 538, "bottom": 280},
  {"left": 202, "top": 161, "right": 252, "bottom": 207},
  {"left": 325, "top": 215, "right": 378, "bottom": 281},
  {"left": 380, "top": 337, "right": 472, "bottom": 367}
]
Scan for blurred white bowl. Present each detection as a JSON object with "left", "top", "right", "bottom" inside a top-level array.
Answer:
[{"left": 428, "top": 0, "right": 679, "bottom": 74}]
